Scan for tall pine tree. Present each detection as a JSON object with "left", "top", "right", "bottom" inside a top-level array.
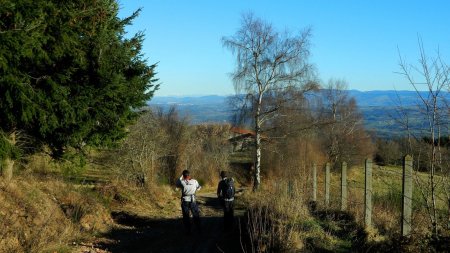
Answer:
[{"left": 0, "top": 0, "right": 158, "bottom": 179}]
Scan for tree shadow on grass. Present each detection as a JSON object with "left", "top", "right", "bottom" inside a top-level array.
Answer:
[
  {"left": 306, "top": 202, "right": 450, "bottom": 252},
  {"left": 305, "top": 202, "right": 367, "bottom": 253}
]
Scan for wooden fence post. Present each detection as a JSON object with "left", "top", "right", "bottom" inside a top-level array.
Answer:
[
  {"left": 364, "top": 158, "right": 373, "bottom": 228},
  {"left": 402, "top": 155, "right": 413, "bottom": 236},
  {"left": 341, "top": 161, "right": 348, "bottom": 211},
  {"left": 312, "top": 163, "right": 317, "bottom": 202},
  {"left": 325, "top": 162, "right": 331, "bottom": 207}
]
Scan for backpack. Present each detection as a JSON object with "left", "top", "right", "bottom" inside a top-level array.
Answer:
[{"left": 223, "top": 178, "right": 235, "bottom": 199}]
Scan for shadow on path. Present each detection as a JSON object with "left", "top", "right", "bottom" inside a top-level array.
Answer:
[
  {"left": 97, "top": 194, "right": 245, "bottom": 253},
  {"left": 199, "top": 196, "right": 223, "bottom": 212}
]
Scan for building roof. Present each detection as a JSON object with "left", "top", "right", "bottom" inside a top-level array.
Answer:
[{"left": 230, "top": 127, "right": 255, "bottom": 136}]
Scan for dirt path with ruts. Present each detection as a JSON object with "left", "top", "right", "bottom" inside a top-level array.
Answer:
[{"left": 95, "top": 191, "right": 245, "bottom": 253}]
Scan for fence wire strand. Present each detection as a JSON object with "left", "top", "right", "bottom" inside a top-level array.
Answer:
[{"left": 301, "top": 161, "right": 449, "bottom": 235}]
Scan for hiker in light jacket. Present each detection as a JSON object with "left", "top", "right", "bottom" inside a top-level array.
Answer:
[
  {"left": 217, "top": 171, "right": 234, "bottom": 230},
  {"left": 176, "top": 170, "right": 201, "bottom": 233}
]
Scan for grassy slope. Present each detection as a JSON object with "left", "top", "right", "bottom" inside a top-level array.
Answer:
[
  {"left": 0, "top": 174, "right": 113, "bottom": 253},
  {"left": 303, "top": 164, "right": 449, "bottom": 252},
  {"left": 0, "top": 154, "right": 180, "bottom": 253},
  {"left": 1, "top": 153, "right": 448, "bottom": 253}
]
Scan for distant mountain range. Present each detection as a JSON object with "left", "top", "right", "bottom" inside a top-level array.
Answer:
[
  {"left": 148, "top": 90, "right": 450, "bottom": 138},
  {"left": 149, "top": 95, "right": 231, "bottom": 124},
  {"left": 346, "top": 90, "right": 438, "bottom": 107},
  {"left": 150, "top": 95, "right": 228, "bottom": 106}
]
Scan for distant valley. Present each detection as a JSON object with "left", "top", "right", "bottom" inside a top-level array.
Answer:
[{"left": 148, "top": 91, "right": 449, "bottom": 138}]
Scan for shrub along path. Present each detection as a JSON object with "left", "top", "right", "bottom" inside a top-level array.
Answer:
[{"left": 95, "top": 191, "right": 245, "bottom": 253}]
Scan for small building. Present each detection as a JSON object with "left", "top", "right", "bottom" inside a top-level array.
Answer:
[
  {"left": 228, "top": 127, "right": 255, "bottom": 183},
  {"left": 228, "top": 127, "right": 256, "bottom": 152}
]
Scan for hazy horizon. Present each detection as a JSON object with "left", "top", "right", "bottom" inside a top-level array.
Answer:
[{"left": 150, "top": 89, "right": 437, "bottom": 98}]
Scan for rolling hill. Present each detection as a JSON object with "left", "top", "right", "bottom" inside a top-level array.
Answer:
[{"left": 148, "top": 90, "right": 449, "bottom": 138}]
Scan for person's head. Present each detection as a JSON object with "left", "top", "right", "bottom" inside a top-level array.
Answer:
[
  {"left": 220, "top": 171, "right": 227, "bottom": 179},
  {"left": 182, "top": 170, "right": 190, "bottom": 179}
]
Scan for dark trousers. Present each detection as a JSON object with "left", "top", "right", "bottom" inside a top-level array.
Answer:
[
  {"left": 222, "top": 200, "right": 234, "bottom": 230},
  {"left": 181, "top": 201, "right": 201, "bottom": 232}
]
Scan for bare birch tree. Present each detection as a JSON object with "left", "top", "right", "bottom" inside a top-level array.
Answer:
[
  {"left": 318, "top": 79, "right": 373, "bottom": 167},
  {"left": 222, "top": 13, "right": 316, "bottom": 190},
  {"left": 398, "top": 39, "right": 450, "bottom": 237},
  {"left": 323, "top": 79, "right": 351, "bottom": 165}
]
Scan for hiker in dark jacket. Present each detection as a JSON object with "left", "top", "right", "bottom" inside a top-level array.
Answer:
[
  {"left": 217, "top": 171, "right": 234, "bottom": 230},
  {"left": 176, "top": 170, "right": 201, "bottom": 233}
]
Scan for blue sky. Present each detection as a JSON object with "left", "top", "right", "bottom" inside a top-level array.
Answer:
[{"left": 118, "top": 0, "right": 450, "bottom": 96}]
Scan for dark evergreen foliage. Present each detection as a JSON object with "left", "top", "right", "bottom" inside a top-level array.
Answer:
[{"left": 0, "top": 0, "right": 158, "bottom": 158}]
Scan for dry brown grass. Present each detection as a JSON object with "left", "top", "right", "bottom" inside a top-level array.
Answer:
[
  {"left": 241, "top": 178, "right": 312, "bottom": 253},
  {"left": 0, "top": 161, "right": 181, "bottom": 253},
  {"left": 104, "top": 179, "right": 179, "bottom": 218},
  {"left": 242, "top": 161, "right": 448, "bottom": 252},
  {"left": 0, "top": 176, "right": 79, "bottom": 253},
  {"left": 321, "top": 164, "right": 447, "bottom": 241},
  {"left": 0, "top": 155, "right": 117, "bottom": 253}
]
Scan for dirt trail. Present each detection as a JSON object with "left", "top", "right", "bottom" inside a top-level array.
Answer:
[{"left": 96, "top": 191, "right": 245, "bottom": 253}]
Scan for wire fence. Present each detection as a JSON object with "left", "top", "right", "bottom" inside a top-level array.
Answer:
[{"left": 279, "top": 158, "right": 449, "bottom": 237}]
